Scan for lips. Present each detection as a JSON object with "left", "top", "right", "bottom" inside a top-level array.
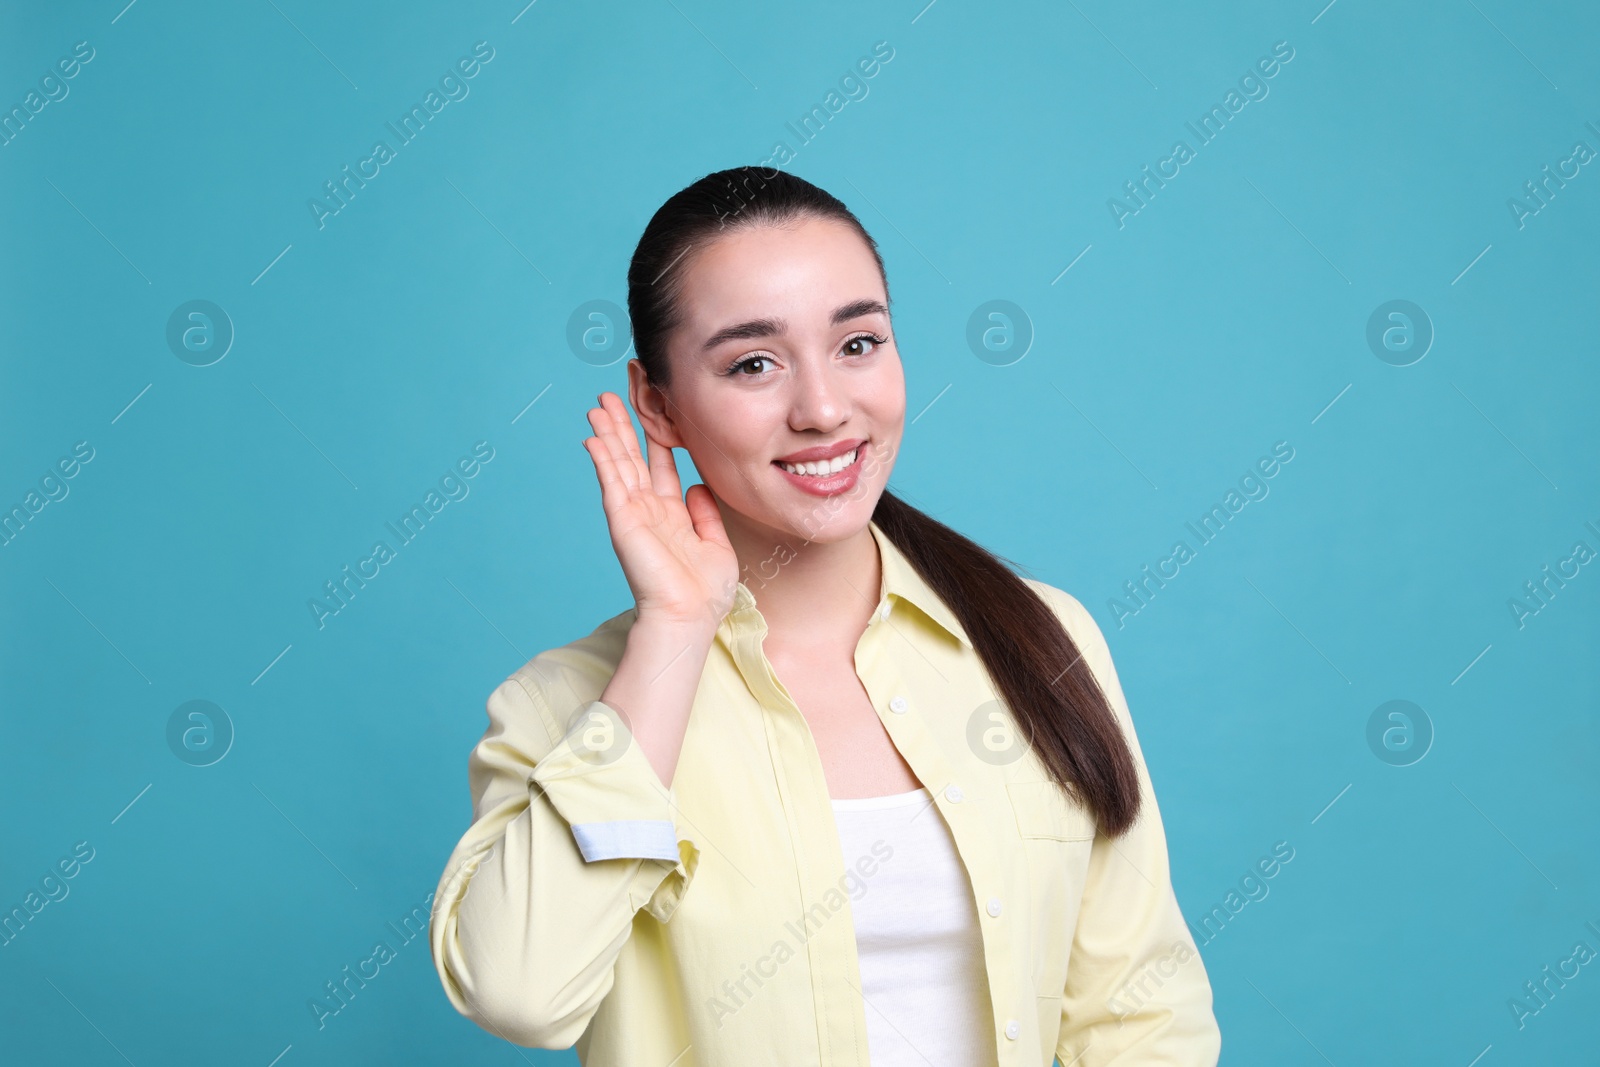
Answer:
[
  {"left": 772, "top": 437, "right": 867, "bottom": 465},
  {"left": 771, "top": 438, "right": 870, "bottom": 495}
]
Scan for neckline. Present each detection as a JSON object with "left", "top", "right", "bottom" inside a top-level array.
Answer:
[{"left": 830, "top": 786, "right": 930, "bottom": 811}]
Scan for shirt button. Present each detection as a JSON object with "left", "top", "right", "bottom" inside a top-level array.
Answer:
[
  {"left": 879, "top": 602, "right": 892, "bottom": 620},
  {"left": 1004, "top": 1019, "right": 1020, "bottom": 1040},
  {"left": 986, "top": 897, "right": 1002, "bottom": 917},
  {"left": 945, "top": 785, "right": 963, "bottom": 803},
  {"left": 889, "top": 696, "right": 908, "bottom": 715}
]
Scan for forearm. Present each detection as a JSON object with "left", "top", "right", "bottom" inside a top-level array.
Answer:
[{"left": 600, "top": 617, "right": 717, "bottom": 790}]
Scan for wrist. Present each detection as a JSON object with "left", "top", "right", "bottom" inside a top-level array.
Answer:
[{"left": 629, "top": 611, "right": 721, "bottom": 645}]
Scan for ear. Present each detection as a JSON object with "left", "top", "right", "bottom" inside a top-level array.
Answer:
[{"left": 627, "top": 358, "right": 687, "bottom": 449}]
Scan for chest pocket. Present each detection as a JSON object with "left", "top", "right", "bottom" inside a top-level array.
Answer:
[{"left": 1006, "top": 779, "right": 1097, "bottom": 841}]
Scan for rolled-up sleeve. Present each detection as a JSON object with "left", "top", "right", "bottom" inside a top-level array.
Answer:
[
  {"left": 429, "top": 667, "right": 699, "bottom": 1049},
  {"left": 1048, "top": 590, "right": 1222, "bottom": 1066}
]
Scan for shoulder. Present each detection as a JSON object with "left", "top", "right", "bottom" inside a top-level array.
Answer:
[
  {"left": 463, "top": 605, "right": 641, "bottom": 810},
  {"left": 494, "top": 604, "right": 640, "bottom": 738},
  {"left": 1019, "top": 578, "right": 1127, "bottom": 716},
  {"left": 1020, "top": 579, "right": 1109, "bottom": 663},
  {"left": 1019, "top": 577, "right": 1090, "bottom": 627}
]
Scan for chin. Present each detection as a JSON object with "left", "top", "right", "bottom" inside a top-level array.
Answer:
[{"left": 785, "top": 494, "right": 881, "bottom": 544}]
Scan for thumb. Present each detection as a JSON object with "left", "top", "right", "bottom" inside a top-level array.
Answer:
[{"left": 684, "top": 483, "right": 730, "bottom": 548}]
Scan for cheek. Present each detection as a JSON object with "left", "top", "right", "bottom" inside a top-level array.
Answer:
[
  {"left": 869, "top": 354, "right": 907, "bottom": 424},
  {"left": 682, "top": 395, "right": 778, "bottom": 487}
]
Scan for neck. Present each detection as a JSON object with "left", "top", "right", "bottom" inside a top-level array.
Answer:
[{"left": 718, "top": 508, "right": 882, "bottom": 652}]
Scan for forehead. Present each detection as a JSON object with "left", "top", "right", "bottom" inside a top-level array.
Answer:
[{"left": 674, "top": 216, "right": 885, "bottom": 334}]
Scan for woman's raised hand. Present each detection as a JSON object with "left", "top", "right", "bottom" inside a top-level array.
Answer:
[{"left": 582, "top": 392, "right": 740, "bottom": 632}]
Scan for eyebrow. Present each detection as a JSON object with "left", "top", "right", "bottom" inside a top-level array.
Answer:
[
  {"left": 699, "top": 298, "right": 889, "bottom": 353},
  {"left": 838, "top": 299, "right": 889, "bottom": 323}
]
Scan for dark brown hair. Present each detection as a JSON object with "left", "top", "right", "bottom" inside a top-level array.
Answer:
[{"left": 625, "top": 166, "right": 1142, "bottom": 836}]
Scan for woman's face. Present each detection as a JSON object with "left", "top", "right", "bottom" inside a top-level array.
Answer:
[{"left": 631, "top": 215, "right": 905, "bottom": 547}]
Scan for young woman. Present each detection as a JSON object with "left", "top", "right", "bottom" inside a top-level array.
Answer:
[{"left": 429, "top": 167, "right": 1221, "bottom": 1066}]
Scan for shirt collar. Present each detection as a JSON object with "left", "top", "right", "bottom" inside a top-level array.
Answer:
[
  {"left": 721, "top": 521, "right": 972, "bottom": 649},
  {"left": 867, "top": 519, "right": 972, "bottom": 648}
]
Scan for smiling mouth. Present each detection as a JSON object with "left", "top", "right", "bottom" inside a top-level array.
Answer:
[{"left": 773, "top": 445, "right": 861, "bottom": 477}]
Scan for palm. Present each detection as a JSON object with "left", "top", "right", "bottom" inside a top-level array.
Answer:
[{"left": 583, "top": 392, "right": 740, "bottom": 628}]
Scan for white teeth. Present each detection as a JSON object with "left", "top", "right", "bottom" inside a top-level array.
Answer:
[{"left": 780, "top": 447, "right": 857, "bottom": 477}]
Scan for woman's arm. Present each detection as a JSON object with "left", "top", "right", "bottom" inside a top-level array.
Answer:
[
  {"left": 428, "top": 387, "right": 738, "bottom": 1046},
  {"left": 429, "top": 389, "right": 737, "bottom": 1046},
  {"left": 428, "top": 617, "right": 714, "bottom": 1049},
  {"left": 1041, "top": 586, "right": 1223, "bottom": 1066}
]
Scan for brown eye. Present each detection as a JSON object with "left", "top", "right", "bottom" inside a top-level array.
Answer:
[{"left": 843, "top": 332, "right": 888, "bottom": 358}]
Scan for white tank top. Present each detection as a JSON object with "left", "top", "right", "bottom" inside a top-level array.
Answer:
[{"left": 830, "top": 786, "right": 999, "bottom": 1067}]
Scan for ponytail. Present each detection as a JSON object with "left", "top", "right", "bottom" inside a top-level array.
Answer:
[{"left": 872, "top": 490, "right": 1142, "bottom": 835}]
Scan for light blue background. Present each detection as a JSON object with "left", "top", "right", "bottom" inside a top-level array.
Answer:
[{"left": 2, "top": 1, "right": 1597, "bottom": 1064}]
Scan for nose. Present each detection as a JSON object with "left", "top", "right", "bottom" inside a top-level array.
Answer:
[{"left": 787, "top": 353, "right": 849, "bottom": 433}]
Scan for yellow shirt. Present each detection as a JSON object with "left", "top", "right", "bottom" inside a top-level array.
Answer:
[{"left": 429, "top": 520, "right": 1222, "bottom": 1066}]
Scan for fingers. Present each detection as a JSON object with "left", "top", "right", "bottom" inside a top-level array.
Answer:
[
  {"left": 599, "top": 392, "right": 650, "bottom": 489},
  {"left": 587, "top": 396, "right": 639, "bottom": 493},
  {"left": 645, "top": 433, "right": 684, "bottom": 501},
  {"left": 582, "top": 434, "right": 630, "bottom": 516},
  {"left": 684, "top": 482, "right": 731, "bottom": 549}
]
